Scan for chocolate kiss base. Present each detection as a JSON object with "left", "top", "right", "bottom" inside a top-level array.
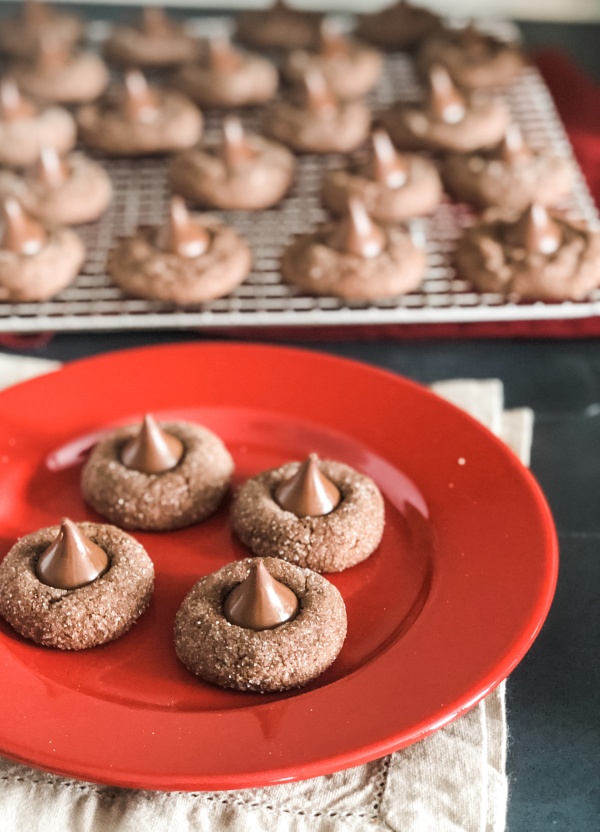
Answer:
[
  {"left": 231, "top": 459, "right": 385, "bottom": 573},
  {"left": 174, "top": 557, "right": 347, "bottom": 692},
  {"left": 81, "top": 420, "right": 234, "bottom": 531},
  {"left": 0, "top": 522, "right": 154, "bottom": 650}
]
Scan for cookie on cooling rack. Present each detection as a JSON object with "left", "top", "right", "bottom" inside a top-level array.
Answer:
[
  {"left": 282, "top": 197, "right": 426, "bottom": 300},
  {"left": 442, "top": 125, "right": 573, "bottom": 212},
  {"left": 282, "top": 24, "right": 382, "bottom": 101},
  {"left": 321, "top": 128, "right": 442, "bottom": 223},
  {"left": 103, "top": 6, "right": 200, "bottom": 68},
  {"left": 0, "top": 79, "right": 76, "bottom": 169},
  {"left": 381, "top": 64, "right": 509, "bottom": 154},
  {"left": 231, "top": 453, "right": 385, "bottom": 572},
  {"left": 0, "top": 0, "right": 83, "bottom": 60},
  {"left": 455, "top": 203, "right": 600, "bottom": 301},
  {"left": 10, "top": 38, "right": 109, "bottom": 105},
  {"left": 174, "top": 557, "right": 347, "bottom": 692},
  {"left": 235, "top": 0, "right": 323, "bottom": 51},
  {"left": 0, "top": 147, "right": 112, "bottom": 226},
  {"left": 171, "top": 38, "right": 278, "bottom": 109},
  {"left": 0, "top": 196, "right": 84, "bottom": 301},
  {"left": 81, "top": 413, "right": 234, "bottom": 531},
  {"left": 263, "top": 69, "right": 371, "bottom": 155},
  {"left": 0, "top": 519, "right": 154, "bottom": 650},
  {"left": 355, "top": 0, "right": 442, "bottom": 51},
  {"left": 416, "top": 24, "right": 525, "bottom": 89},
  {"left": 169, "top": 116, "right": 295, "bottom": 211},
  {"left": 77, "top": 70, "right": 202, "bottom": 157},
  {"left": 108, "top": 197, "right": 251, "bottom": 305}
]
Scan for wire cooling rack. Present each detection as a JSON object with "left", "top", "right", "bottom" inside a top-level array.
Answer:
[{"left": 0, "top": 18, "right": 598, "bottom": 333}]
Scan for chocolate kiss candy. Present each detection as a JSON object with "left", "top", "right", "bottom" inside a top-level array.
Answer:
[
  {"left": 142, "top": 6, "right": 174, "bottom": 36},
  {"left": 318, "top": 22, "right": 348, "bottom": 58},
  {"left": 428, "top": 65, "right": 466, "bottom": 125},
  {"left": 0, "top": 79, "right": 37, "bottom": 122},
  {"left": 32, "top": 146, "right": 70, "bottom": 188},
  {"left": 368, "top": 129, "right": 408, "bottom": 189},
  {"left": 303, "top": 68, "right": 337, "bottom": 113},
  {"left": 222, "top": 116, "right": 255, "bottom": 168},
  {"left": 506, "top": 203, "right": 562, "bottom": 256},
  {"left": 0, "top": 197, "right": 46, "bottom": 255},
  {"left": 158, "top": 196, "right": 210, "bottom": 259},
  {"left": 120, "top": 413, "right": 184, "bottom": 474},
  {"left": 36, "top": 518, "right": 109, "bottom": 590},
  {"left": 223, "top": 560, "right": 299, "bottom": 631},
  {"left": 275, "top": 453, "right": 341, "bottom": 517},
  {"left": 122, "top": 69, "right": 159, "bottom": 123},
  {"left": 36, "top": 33, "right": 68, "bottom": 70},
  {"left": 208, "top": 37, "right": 242, "bottom": 73},
  {"left": 328, "top": 197, "right": 386, "bottom": 259},
  {"left": 499, "top": 124, "right": 532, "bottom": 163}
]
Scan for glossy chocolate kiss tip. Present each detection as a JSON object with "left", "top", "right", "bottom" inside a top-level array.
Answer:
[
  {"left": 318, "top": 22, "right": 348, "bottom": 58},
  {"left": 158, "top": 196, "right": 210, "bottom": 259},
  {"left": 275, "top": 453, "right": 341, "bottom": 517},
  {"left": 507, "top": 203, "right": 562, "bottom": 255},
  {"left": 328, "top": 197, "right": 386, "bottom": 260},
  {"left": 0, "top": 196, "right": 46, "bottom": 255},
  {"left": 223, "top": 560, "right": 299, "bottom": 631},
  {"left": 222, "top": 115, "right": 255, "bottom": 167},
  {"left": 33, "top": 146, "right": 70, "bottom": 187},
  {"left": 0, "top": 79, "right": 36, "bottom": 121},
  {"left": 35, "top": 518, "right": 109, "bottom": 590},
  {"left": 123, "top": 69, "right": 158, "bottom": 122},
  {"left": 209, "top": 37, "right": 241, "bottom": 73},
  {"left": 303, "top": 68, "right": 337, "bottom": 113},
  {"left": 142, "top": 6, "right": 172, "bottom": 36},
  {"left": 499, "top": 124, "right": 531, "bottom": 162},
  {"left": 428, "top": 65, "right": 466, "bottom": 125},
  {"left": 120, "top": 413, "right": 184, "bottom": 474},
  {"left": 370, "top": 129, "right": 408, "bottom": 188}
]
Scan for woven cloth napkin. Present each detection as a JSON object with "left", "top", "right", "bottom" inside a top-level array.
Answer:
[{"left": 0, "top": 355, "right": 534, "bottom": 832}]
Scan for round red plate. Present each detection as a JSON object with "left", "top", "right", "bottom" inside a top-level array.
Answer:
[{"left": 0, "top": 343, "right": 557, "bottom": 790}]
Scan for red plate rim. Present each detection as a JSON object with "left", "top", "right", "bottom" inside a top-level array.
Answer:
[{"left": 0, "top": 342, "right": 558, "bottom": 790}]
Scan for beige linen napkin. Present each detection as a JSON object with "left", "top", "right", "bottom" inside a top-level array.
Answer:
[{"left": 0, "top": 357, "right": 533, "bottom": 832}]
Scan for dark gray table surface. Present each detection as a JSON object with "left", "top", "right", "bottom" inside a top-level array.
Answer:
[{"left": 0, "top": 8, "right": 599, "bottom": 831}]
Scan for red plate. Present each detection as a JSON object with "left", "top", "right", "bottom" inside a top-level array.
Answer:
[{"left": 0, "top": 343, "right": 557, "bottom": 790}]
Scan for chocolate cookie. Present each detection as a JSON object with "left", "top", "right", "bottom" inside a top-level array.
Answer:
[
  {"left": 283, "top": 27, "right": 382, "bottom": 100},
  {"left": 171, "top": 39, "right": 278, "bottom": 109},
  {"left": 282, "top": 197, "right": 426, "bottom": 300},
  {"left": 263, "top": 69, "right": 371, "bottom": 154},
  {"left": 1, "top": 148, "right": 112, "bottom": 226},
  {"left": 169, "top": 117, "right": 295, "bottom": 211},
  {"left": 0, "top": 1, "right": 83, "bottom": 61},
  {"left": 381, "top": 65, "right": 510, "bottom": 154},
  {"left": 442, "top": 125, "right": 573, "bottom": 211},
  {"left": 81, "top": 417, "right": 234, "bottom": 531},
  {"left": 455, "top": 203, "right": 600, "bottom": 301},
  {"left": 321, "top": 128, "right": 442, "bottom": 222},
  {"left": 103, "top": 7, "right": 200, "bottom": 68},
  {"left": 11, "top": 41, "right": 109, "bottom": 105},
  {"left": 0, "top": 196, "right": 84, "bottom": 301},
  {"left": 417, "top": 25, "right": 525, "bottom": 89},
  {"left": 174, "top": 557, "right": 347, "bottom": 692},
  {"left": 0, "top": 520, "right": 154, "bottom": 650},
  {"left": 77, "top": 70, "right": 202, "bottom": 157},
  {"left": 355, "top": 0, "right": 442, "bottom": 51},
  {"left": 0, "top": 79, "right": 76, "bottom": 169},
  {"left": 231, "top": 456, "right": 385, "bottom": 572},
  {"left": 108, "top": 198, "right": 252, "bottom": 304},
  {"left": 235, "top": 0, "right": 323, "bottom": 52}
]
